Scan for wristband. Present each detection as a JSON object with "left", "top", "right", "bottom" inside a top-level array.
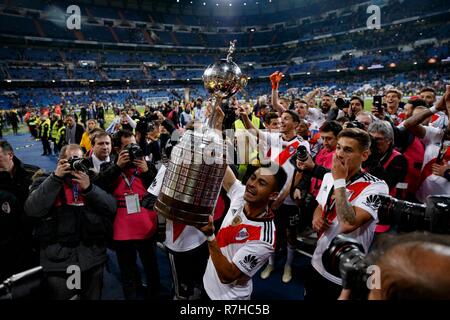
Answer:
[
  {"left": 429, "top": 106, "right": 438, "bottom": 114},
  {"left": 333, "top": 179, "right": 346, "bottom": 189},
  {"left": 207, "top": 234, "right": 215, "bottom": 242},
  {"left": 444, "top": 168, "right": 450, "bottom": 182}
]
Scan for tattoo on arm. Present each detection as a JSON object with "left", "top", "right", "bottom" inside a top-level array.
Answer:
[{"left": 334, "top": 188, "right": 356, "bottom": 225}]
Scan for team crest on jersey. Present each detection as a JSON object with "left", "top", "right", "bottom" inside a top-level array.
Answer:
[
  {"left": 235, "top": 227, "right": 249, "bottom": 241},
  {"left": 231, "top": 215, "right": 242, "bottom": 226},
  {"left": 1, "top": 202, "right": 11, "bottom": 214},
  {"left": 289, "top": 146, "right": 295, "bottom": 154}
]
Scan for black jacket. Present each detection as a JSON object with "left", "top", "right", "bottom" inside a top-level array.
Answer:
[
  {"left": 0, "top": 157, "right": 38, "bottom": 280},
  {"left": 65, "top": 124, "right": 84, "bottom": 145},
  {"left": 24, "top": 173, "right": 117, "bottom": 272}
]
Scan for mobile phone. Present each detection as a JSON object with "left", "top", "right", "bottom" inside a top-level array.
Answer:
[{"left": 373, "top": 95, "right": 383, "bottom": 113}]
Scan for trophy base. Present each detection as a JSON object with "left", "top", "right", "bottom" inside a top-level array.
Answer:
[{"left": 154, "top": 193, "right": 213, "bottom": 227}]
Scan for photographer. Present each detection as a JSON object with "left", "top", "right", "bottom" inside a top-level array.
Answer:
[
  {"left": 365, "top": 121, "right": 407, "bottom": 198},
  {"left": 324, "top": 94, "right": 346, "bottom": 122},
  {"left": 95, "top": 130, "right": 159, "bottom": 300},
  {"left": 24, "top": 144, "right": 116, "bottom": 299},
  {"left": 305, "top": 128, "right": 388, "bottom": 300}
]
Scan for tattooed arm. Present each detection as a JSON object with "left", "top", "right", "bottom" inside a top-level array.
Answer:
[
  {"left": 332, "top": 153, "right": 373, "bottom": 234},
  {"left": 334, "top": 187, "right": 372, "bottom": 234}
]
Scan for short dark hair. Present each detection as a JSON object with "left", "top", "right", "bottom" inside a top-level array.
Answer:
[
  {"left": 322, "top": 93, "right": 334, "bottom": 99},
  {"left": 366, "top": 232, "right": 450, "bottom": 300},
  {"left": 112, "top": 129, "right": 134, "bottom": 149},
  {"left": 273, "top": 166, "right": 288, "bottom": 192},
  {"left": 264, "top": 112, "right": 279, "bottom": 124},
  {"left": 337, "top": 128, "right": 371, "bottom": 151},
  {"left": 282, "top": 110, "right": 300, "bottom": 123},
  {"left": 350, "top": 96, "right": 364, "bottom": 106},
  {"left": 90, "top": 130, "right": 110, "bottom": 146},
  {"left": 419, "top": 87, "right": 436, "bottom": 95},
  {"left": 320, "top": 121, "right": 343, "bottom": 137},
  {"left": 294, "top": 98, "right": 308, "bottom": 104},
  {"left": 407, "top": 98, "right": 428, "bottom": 109},
  {"left": 59, "top": 144, "right": 82, "bottom": 160},
  {"left": 0, "top": 140, "right": 13, "bottom": 154}
]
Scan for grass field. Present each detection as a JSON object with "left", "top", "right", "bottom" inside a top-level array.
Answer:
[{"left": 0, "top": 100, "right": 386, "bottom": 136}]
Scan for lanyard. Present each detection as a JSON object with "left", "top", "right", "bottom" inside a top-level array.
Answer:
[
  {"left": 121, "top": 170, "right": 138, "bottom": 191},
  {"left": 72, "top": 182, "right": 79, "bottom": 202},
  {"left": 323, "top": 171, "right": 364, "bottom": 220}
]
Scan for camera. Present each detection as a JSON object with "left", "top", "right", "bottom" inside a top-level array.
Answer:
[
  {"left": 378, "top": 194, "right": 450, "bottom": 234},
  {"left": 126, "top": 143, "right": 144, "bottom": 162},
  {"left": 67, "top": 156, "right": 92, "bottom": 174},
  {"left": 0, "top": 266, "right": 44, "bottom": 300},
  {"left": 335, "top": 98, "right": 350, "bottom": 110},
  {"left": 296, "top": 145, "right": 309, "bottom": 162},
  {"left": 322, "top": 234, "right": 370, "bottom": 300},
  {"left": 345, "top": 121, "right": 365, "bottom": 130},
  {"left": 322, "top": 195, "right": 450, "bottom": 300}
]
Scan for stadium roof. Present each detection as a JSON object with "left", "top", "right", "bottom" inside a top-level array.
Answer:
[{"left": 71, "top": 0, "right": 362, "bottom": 17}]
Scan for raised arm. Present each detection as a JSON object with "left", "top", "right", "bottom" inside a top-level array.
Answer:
[
  {"left": 270, "top": 71, "right": 286, "bottom": 116},
  {"left": 305, "top": 88, "right": 320, "bottom": 107},
  {"left": 404, "top": 85, "right": 450, "bottom": 139}
]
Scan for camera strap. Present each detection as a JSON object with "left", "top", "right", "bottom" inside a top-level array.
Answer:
[{"left": 323, "top": 171, "right": 364, "bottom": 220}]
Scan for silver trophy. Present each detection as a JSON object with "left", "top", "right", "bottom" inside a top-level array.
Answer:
[{"left": 154, "top": 40, "right": 247, "bottom": 226}]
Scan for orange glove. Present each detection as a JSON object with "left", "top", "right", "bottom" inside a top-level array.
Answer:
[{"left": 269, "top": 71, "right": 284, "bottom": 90}]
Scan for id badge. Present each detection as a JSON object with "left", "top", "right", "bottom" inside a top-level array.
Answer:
[{"left": 125, "top": 193, "right": 141, "bottom": 214}]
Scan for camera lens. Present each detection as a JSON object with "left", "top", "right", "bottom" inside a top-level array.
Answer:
[{"left": 296, "top": 145, "right": 309, "bottom": 162}]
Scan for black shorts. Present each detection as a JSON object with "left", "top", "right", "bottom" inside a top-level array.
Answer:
[
  {"left": 275, "top": 204, "right": 300, "bottom": 229},
  {"left": 166, "top": 241, "right": 209, "bottom": 300}
]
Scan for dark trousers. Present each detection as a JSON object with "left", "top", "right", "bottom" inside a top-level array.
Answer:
[
  {"left": 115, "top": 237, "right": 160, "bottom": 300},
  {"left": 46, "top": 264, "right": 104, "bottom": 300},
  {"left": 304, "top": 265, "right": 342, "bottom": 300},
  {"left": 41, "top": 138, "right": 52, "bottom": 155},
  {"left": 166, "top": 241, "right": 209, "bottom": 300}
]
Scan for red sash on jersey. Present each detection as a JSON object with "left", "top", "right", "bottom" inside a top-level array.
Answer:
[
  {"left": 319, "top": 176, "right": 369, "bottom": 238},
  {"left": 172, "top": 221, "right": 186, "bottom": 243},
  {"left": 272, "top": 140, "right": 300, "bottom": 165},
  {"left": 216, "top": 224, "right": 262, "bottom": 248}
]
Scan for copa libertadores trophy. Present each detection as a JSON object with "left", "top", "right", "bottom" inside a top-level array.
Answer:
[{"left": 154, "top": 40, "right": 247, "bottom": 226}]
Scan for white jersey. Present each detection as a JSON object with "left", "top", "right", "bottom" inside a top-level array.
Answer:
[
  {"left": 312, "top": 172, "right": 389, "bottom": 285},
  {"left": 260, "top": 131, "right": 310, "bottom": 205},
  {"left": 147, "top": 164, "right": 206, "bottom": 252},
  {"left": 203, "top": 181, "right": 275, "bottom": 300},
  {"left": 416, "top": 126, "right": 450, "bottom": 203},
  {"left": 430, "top": 111, "right": 449, "bottom": 129},
  {"left": 306, "top": 108, "right": 326, "bottom": 127}
]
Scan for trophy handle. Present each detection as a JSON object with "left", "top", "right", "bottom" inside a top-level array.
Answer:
[{"left": 207, "top": 96, "right": 223, "bottom": 130}]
